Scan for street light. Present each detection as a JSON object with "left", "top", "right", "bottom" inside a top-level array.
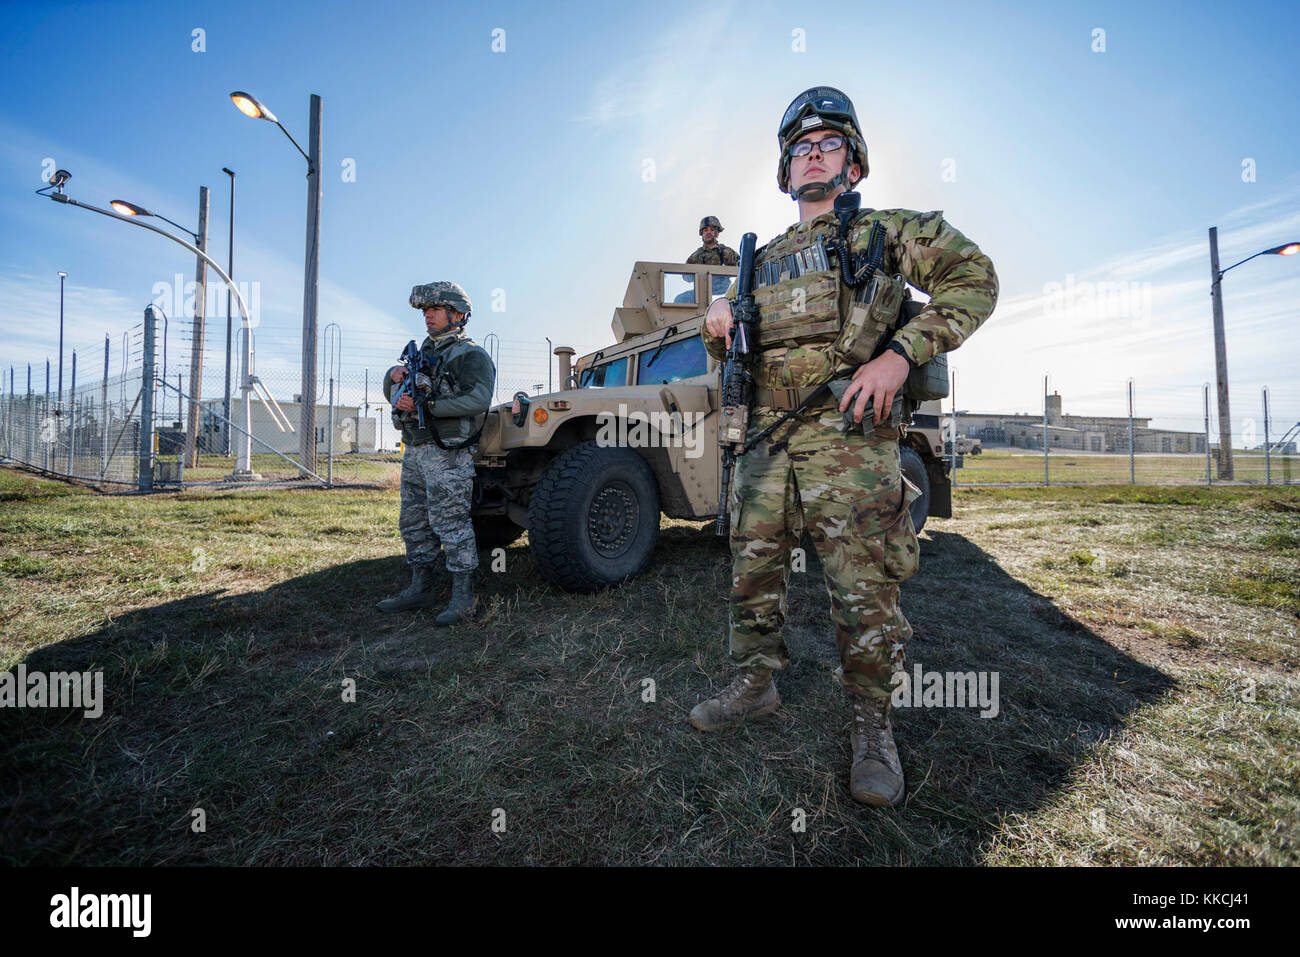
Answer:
[
  {"left": 110, "top": 200, "right": 199, "bottom": 242},
  {"left": 37, "top": 173, "right": 266, "bottom": 480},
  {"left": 221, "top": 167, "right": 236, "bottom": 458},
  {"left": 1208, "top": 228, "right": 1300, "bottom": 479},
  {"left": 230, "top": 89, "right": 322, "bottom": 478}
]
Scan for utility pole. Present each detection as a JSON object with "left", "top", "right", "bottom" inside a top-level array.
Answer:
[
  {"left": 185, "top": 186, "right": 210, "bottom": 467},
  {"left": 1208, "top": 227, "right": 1234, "bottom": 480},
  {"left": 299, "top": 94, "right": 323, "bottom": 477}
]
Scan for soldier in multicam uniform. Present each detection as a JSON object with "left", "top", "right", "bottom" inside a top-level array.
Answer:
[
  {"left": 689, "top": 87, "right": 998, "bottom": 807},
  {"left": 686, "top": 216, "right": 740, "bottom": 266},
  {"left": 377, "top": 281, "right": 495, "bottom": 626}
]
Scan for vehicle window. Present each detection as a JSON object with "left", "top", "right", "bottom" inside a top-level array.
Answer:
[
  {"left": 638, "top": 336, "right": 708, "bottom": 384},
  {"left": 664, "top": 272, "right": 696, "bottom": 305},
  {"left": 580, "top": 355, "right": 629, "bottom": 388},
  {"left": 709, "top": 274, "right": 735, "bottom": 302}
]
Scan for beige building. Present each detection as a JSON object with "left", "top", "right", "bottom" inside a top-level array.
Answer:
[
  {"left": 959, "top": 391, "right": 1206, "bottom": 454},
  {"left": 196, "top": 399, "right": 377, "bottom": 455}
]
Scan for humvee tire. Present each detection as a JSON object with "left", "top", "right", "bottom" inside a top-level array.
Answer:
[
  {"left": 528, "top": 441, "right": 661, "bottom": 592},
  {"left": 901, "top": 446, "right": 931, "bottom": 535},
  {"left": 473, "top": 514, "right": 525, "bottom": 549}
]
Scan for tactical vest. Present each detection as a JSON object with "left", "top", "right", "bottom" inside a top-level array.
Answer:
[
  {"left": 396, "top": 333, "right": 491, "bottom": 449},
  {"left": 750, "top": 211, "right": 905, "bottom": 392}
]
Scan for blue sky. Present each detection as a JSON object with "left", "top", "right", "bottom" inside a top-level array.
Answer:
[{"left": 1, "top": 0, "right": 1298, "bottom": 439}]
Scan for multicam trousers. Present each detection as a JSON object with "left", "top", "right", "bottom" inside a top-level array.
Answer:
[
  {"left": 399, "top": 441, "right": 479, "bottom": 573},
  {"left": 728, "top": 409, "right": 921, "bottom": 700}
]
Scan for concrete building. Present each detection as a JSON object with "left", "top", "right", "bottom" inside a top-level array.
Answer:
[
  {"left": 196, "top": 399, "right": 377, "bottom": 455},
  {"left": 957, "top": 391, "right": 1206, "bottom": 454}
]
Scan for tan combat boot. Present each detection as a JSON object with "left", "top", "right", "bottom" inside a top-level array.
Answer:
[
  {"left": 850, "top": 694, "right": 905, "bottom": 807},
  {"left": 688, "top": 668, "right": 780, "bottom": 732}
]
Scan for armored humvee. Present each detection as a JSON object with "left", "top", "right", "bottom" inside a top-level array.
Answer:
[{"left": 471, "top": 261, "right": 953, "bottom": 593}]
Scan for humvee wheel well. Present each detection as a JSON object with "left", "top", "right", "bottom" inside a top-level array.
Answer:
[{"left": 476, "top": 414, "right": 697, "bottom": 520}]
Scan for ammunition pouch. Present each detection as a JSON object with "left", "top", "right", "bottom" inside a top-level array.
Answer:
[
  {"left": 752, "top": 272, "right": 840, "bottom": 348},
  {"left": 894, "top": 299, "right": 949, "bottom": 404},
  {"left": 906, "top": 350, "right": 948, "bottom": 402},
  {"left": 832, "top": 270, "right": 907, "bottom": 366}
]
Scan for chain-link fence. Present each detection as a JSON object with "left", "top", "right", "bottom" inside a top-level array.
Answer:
[
  {"left": 0, "top": 309, "right": 554, "bottom": 490},
  {"left": 1, "top": 323, "right": 151, "bottom": 487},
  {"left": 945, "top": 381, "right": 1299, "bottom": 486}
]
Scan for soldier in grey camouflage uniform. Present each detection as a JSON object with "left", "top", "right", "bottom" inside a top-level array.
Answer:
[
  {"left": 378, "top": 281, "right": 495, "bottom": 626},
  {"left": 690, "top": 88, "right": 998, "bottom": 807},
  {"left": 686, "top": 216, "right": 740, "bottom": 266}
]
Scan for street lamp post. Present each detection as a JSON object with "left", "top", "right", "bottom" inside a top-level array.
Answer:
[
  {"left": 186, "top": 186, "right": 210, "bottom": 468},
  {"left": 41, "top": 172, "right": 260, "bottom": 479},
  {"left": 1208, "top": 229, "right": 1300, "bottom": 480},
  {"left": 222, "top": 168, "right": 235, "bottom": 457},
  {"left": 230, "top": 91, "right": 323, "bottom": 478}
]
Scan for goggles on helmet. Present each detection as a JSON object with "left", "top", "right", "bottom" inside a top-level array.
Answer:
[{"left": 779, "top": 87, "right": 858, "bottom": 145}]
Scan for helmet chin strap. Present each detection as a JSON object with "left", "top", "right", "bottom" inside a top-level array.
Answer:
[
  {"left": 791, "top": 154, "right": 852, "bottom": 201},
  {"left": 429, "top": 313, "right": 469, "bottom": 339}
]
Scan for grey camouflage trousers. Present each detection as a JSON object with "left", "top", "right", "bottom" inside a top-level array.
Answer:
[{"left": 399, "top": 441, "right": 479, "bottom": 573}]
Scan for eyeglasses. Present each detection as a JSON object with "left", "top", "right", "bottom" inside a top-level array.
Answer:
[{"left": 789, "top": 135, "right": 845, "bottom": 158}]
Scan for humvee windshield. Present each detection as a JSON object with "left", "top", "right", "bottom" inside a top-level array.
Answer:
[
  {"left": 709, "top": 274, "right": 732, "bottom": 301},
  {"left": 579, "top": 355, "right": 629, "bottom": 388},
  {"left": 638, "top": 336, "right": 707, "bottom": 384}
]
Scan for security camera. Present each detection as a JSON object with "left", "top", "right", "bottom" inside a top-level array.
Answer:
[{"left": 49, "top": 169, "right": 71, "bottom": 189}]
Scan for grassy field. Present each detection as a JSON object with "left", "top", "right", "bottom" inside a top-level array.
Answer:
[
  {"left": 954, "top": 447, "right": 1300, "bottom": 486},
  {"left": 1, "top": 466, "right": 1296, "bottom": 865}
]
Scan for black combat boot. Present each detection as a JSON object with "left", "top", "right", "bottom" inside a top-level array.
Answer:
[
  {"left": 434, "top": 571, "right": 476, "bottom": 626},
  {"left": 376, "top": 564, "right": 438, "bottom": 613}
]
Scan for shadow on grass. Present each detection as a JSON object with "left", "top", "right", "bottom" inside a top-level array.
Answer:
[{"left": 0, "top": 522, "right": 1172, "bottom": 865}]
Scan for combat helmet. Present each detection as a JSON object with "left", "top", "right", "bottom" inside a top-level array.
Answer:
[
  {"left": 410, "top": 281, "right": 473, "bottom": 326},
  {"left": 699, "top": 215, "right": 723, "bottom": 235},
  {"left": 776, "top": 86, "right": 869, "bottom": 201}
]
